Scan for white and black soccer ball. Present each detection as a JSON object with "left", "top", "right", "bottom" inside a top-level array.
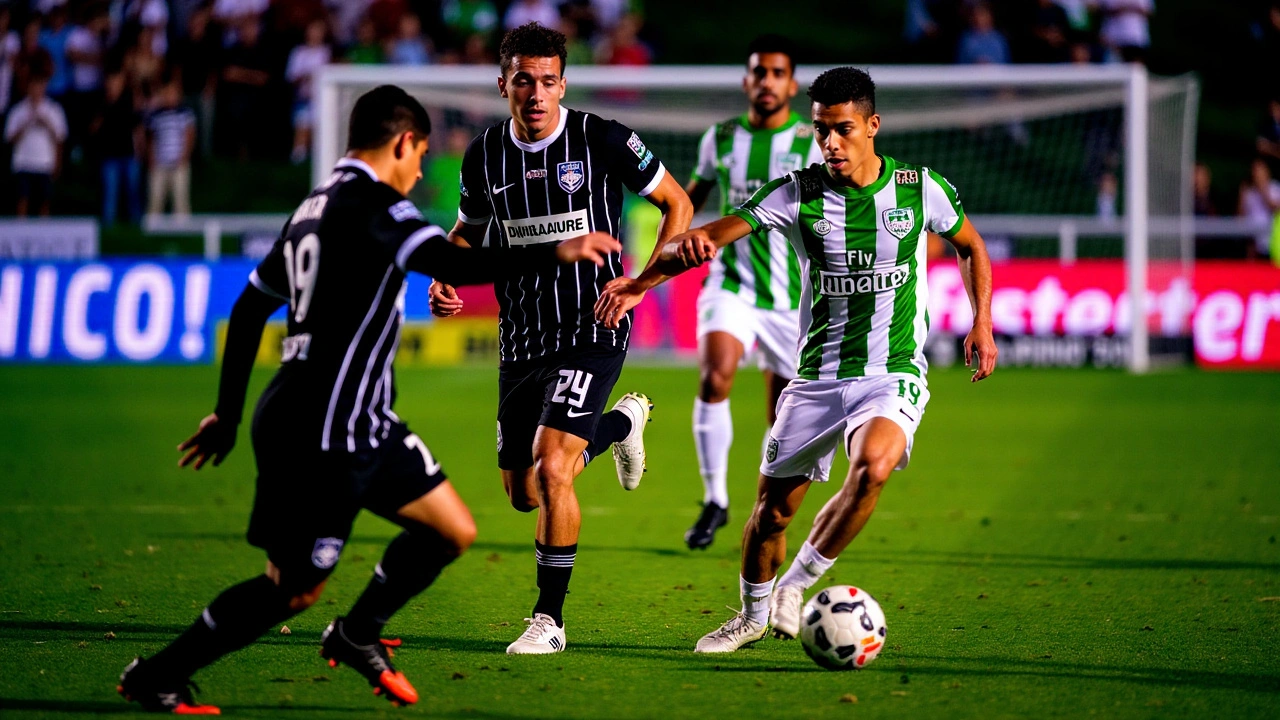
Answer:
[{"left": 799, "top": 585, "right": 887, "bottom": 670}]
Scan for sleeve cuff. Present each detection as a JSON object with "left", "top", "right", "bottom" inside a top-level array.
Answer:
[
  {"left": 458, "top": 208, "right": 491, "bottom": 226},
  {"left": 730, "top": 208, "right": 762, "bottom": 234},
  {"left": 940, "top": 209, "right": 965, "bottom": 239},
  {"left": 396, "top": 225, "right": 447, "bottom": 271},
  {"left": 638, "top": 163, "right": 667, "bottom": 198},
  {"left": 248, "top": 269, "right": 288, "bottom": 301}
]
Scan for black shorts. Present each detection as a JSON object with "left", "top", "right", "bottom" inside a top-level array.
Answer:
[
  {"left": 246, "top": 422, "right": 447, "bottom": 589},
  {"left": 496, "top": 345, "right": 627, "bottom": 470}
]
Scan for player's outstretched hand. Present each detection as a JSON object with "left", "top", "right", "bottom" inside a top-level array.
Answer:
[
  {"left": 557, "top": 232, "right": 622, "bottom": 266},
  {"left": 665, "top": 231, "right": 717, "bottom": 269},
  {"left": 965, "top": 321, "right": 998, "bottom": 382},
  {"left": 594, "top": 276, "right": 646, "bottom": 329},
  {"left": 429, "top": 281, "right": 463, "bottom": 317},
  {"left": 177, "top": 413, "right": 236, "bottom": 470}
]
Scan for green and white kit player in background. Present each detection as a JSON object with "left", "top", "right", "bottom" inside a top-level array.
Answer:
[
  {"left": 681, "top": 34, "right": 822, "bottom": 550},
  {"left": 596, "top": 67, "right": 998, "bottom": 651}
]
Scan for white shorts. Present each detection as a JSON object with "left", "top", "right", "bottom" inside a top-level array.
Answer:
[
  {"left": 697, "top": 287, "right": 800, "bottom": 378},
  {"left": 760, "top": 375, "right": 930, "bottom": 482}
]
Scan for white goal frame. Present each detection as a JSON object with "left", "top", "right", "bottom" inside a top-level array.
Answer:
[{"left": 316, "top": 63, "right": 1196, "bottom": 373}]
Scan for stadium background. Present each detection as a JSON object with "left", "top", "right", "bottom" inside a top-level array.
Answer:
[{"left": 1, "top": 2, "right": 1279, "bottom": 718}]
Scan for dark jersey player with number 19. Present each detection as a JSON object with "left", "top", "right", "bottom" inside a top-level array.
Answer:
[
  {"left": 428, "top": 22, "right": 693, "bottom": 655},
  {"left": 115, "top": 86, "right": 620, "bottom": 714}
]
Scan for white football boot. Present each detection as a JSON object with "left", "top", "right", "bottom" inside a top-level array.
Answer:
[
  {"left": 505, "top": 613, "right": 566, "bottom": 655},
  {"left": 610, "top": 392, "right": 652, "bottom": 491},
  {"left": 770, "top": 585, "right": 804, "bottom": 639},
  {"left": 693, "top": 611, "right": 768, "bottom": 653}
]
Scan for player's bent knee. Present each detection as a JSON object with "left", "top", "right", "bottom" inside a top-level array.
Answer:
[
  {"left": 698, "top": 367, "right": 735, "bottom": 403},
  {"left": 850, "top": 453, "right": 895, "bottom": 492},
  {"left": 750, "top": 501, "right": 795, "bottom": 536},
  {"left": 534, "top": 454, "right": 576, "bottom": 490},
  {"left": 449, "top": 519, "right": 478, "bottom": 554}
]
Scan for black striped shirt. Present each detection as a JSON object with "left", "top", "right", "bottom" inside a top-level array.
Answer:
[{"left": 458, "top": 107, "right": 666, "bottom": 362}]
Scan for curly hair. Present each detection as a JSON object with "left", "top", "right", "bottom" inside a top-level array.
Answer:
[
  {"left": 499, "top": 22, "right": 568, "bottom": 77},
  {"left": 807, "top": 67, "right": 876, "bottom": 117}
]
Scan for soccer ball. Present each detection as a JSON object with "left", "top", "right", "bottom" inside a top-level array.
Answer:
[{"left": 799, "top": 585, "right": 887, "bottom": 670}]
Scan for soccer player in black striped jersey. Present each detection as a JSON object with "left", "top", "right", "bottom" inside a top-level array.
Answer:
[
  {"left": 116, "top": 86, "right": 620, "bottom": 714},
  {"left": 427, "top": 23, "right": 693, "bottom": 654}
]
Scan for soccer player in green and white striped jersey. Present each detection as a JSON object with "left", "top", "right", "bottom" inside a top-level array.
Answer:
[
  {"left": 682, "top": 35, "right": 823, "bottom": 551},
  {"left": 597, "top": 67, "right": 998, "bottom": 653}
]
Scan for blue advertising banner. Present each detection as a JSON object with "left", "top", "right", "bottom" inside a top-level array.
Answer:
[{"left": 0, "top": 260, "right": 436, "bottom": 363}]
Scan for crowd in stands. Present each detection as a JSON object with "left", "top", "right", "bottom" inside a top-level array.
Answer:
[{"left": 0, "top": 0, "right": 654, "bottom": 221}]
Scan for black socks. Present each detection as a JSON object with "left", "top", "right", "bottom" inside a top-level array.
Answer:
[
  {"left": 583, "top": 409, "right": 633, "bottom": 465},
  {"left": 343, "top": 530, "right": 458, "bottom": 645},
  {"left": 531, "top": 540, "right": 577, "bottom": 627}
]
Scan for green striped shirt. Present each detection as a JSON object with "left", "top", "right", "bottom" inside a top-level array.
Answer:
[
  {"left": 732, "top": 156, "right": 965, "bottom": 380},
  {"left": 693, "top": 112, "right": 822, "bottom": 311}
]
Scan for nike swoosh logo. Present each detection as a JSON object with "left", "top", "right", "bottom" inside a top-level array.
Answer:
[
  {"left": 492, "top": 182, "right": 516, "bottom": 195},
  {"left": 566, "top": 409, "right": 592, "bottom": 418}
]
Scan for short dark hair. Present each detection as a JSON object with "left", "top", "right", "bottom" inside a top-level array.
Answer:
[
  {"left": 746, "top": 34, "right": 797, "bottom": 71},
  {"left": 499, "top": 22, "right": 567, "bottom": 77},
  {"left": 346, "top": 85, "right": 431, "bottom": 151},
  {"left": 807, "top": 67, "right": 876, "bottom": 117}
]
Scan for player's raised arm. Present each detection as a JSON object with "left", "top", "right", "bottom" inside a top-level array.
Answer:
[
  {"left": 595, "top": 214, "right": 753, "bottom": 329},
  {"left": 944, "top": 217, "right": 997, "bottom": 382}
]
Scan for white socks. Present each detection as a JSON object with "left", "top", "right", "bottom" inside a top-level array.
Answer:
[
  {"left": 776, "top": 541, "right": 836, "bottom": 592},
  {"left": 740, "top": 576, "right": 774, "bottom": 625},
  {"left": 693, "top": 398, "right": 732, "bottom": 508}
]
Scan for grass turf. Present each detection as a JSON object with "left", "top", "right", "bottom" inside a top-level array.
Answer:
[{"left": 0, "top": 365, "right": 1278, "bottom": 719}]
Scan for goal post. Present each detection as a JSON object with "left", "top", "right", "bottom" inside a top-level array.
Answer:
[{"left": 315, "top": 63, "right": 1199, "bottom": 373}]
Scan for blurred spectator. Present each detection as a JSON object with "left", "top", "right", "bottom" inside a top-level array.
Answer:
[
  {"left": 1097, "top": 0, "right": 1152, "bottom": 64},
  {"left": 1257, "top": 98, "right": 1280, "bottom": 172},
  {"left": 1255, "top": 4, "right": 1280, "bottom": 100},
  {"left": 505, "top": 0, "right": 559, "bottom": 31},
  {"left": 218, "top": 19, "right": 270, "bottom": 159},
  {"left": 64, "top": 5, "right": 111, "bottom": 156},
  {"left": 326, "top": 0, "right": 372, "bottom": 45},
  {"left": 13, "top": 16, "right": 53, "bottom": 104},
  {"left": 38, "top": 4, "right": 72, "bottom": 98},
  {"left": 123, "top": 0, "right": 172, "bottom": 56},
  {"left": 172, "top": 5, "right": 219, "bottom": 157},
  {"left": 0, "top": 6, "right": 19, "bottom": 111},
  {"left": 1097, "top": 171, "right": 1117, "bottom": 220},
  {"left": 345, "top": 17, "right": 383, "bottom": 63},
  {"left": 93, "top": 69, "right": 144, "bottom": 226},
  {"left": 1053, "top": 0, "right": 1092, "bottom": 32},
  {"left": 559, "top": 16, "right": 593, "bottom": 67},
  {"left": 286, "top": 18, "right": 330, "bottom": 163},
  {"left": 146, "top": 80, "right": 195, "bottom": 216},
  {"left": 388, "top": 12, "right": 432, "bottom": 65},
  {"left": 5, "top": 74, "right": 66, "bottom": 217},
  {"left": 459, "top": 30, "right": 494, "bottom": 64},
  {"left": 1026, "top": 0, "right": 1072, "bottom": 63},
  {"left": 368, "top": 0, "right": 410, "bottom": 39},
  {"left": 956, "top": 3, "right": 1009, "bottom": 65},
  {"left": 441, "top": 0, "right": 497, "bottom": 43},
  {"left": 213, "top": 0, "right": 270, "bottom": 44},
  {"left": 596, "top": 13, "right": 650, "bottom": 66},
  {"left": 1193, "top": 163, "right": 1217, "bottom": 217},
  {"left": 1239, "top": 157, "right": 1280, "bottom": 260},
  {"left": 124, "top": 25, "right": 167, "bottom": 101},
  {"left": 589, "top": 0, "right": 632, "bottom": 33}
]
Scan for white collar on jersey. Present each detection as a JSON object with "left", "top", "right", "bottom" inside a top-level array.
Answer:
[
  {"left": 335, "top": 157, "right": 379, "bottom": 182},
  {"left": 507, "top": 106, "right": 569, "bottom": 153}
]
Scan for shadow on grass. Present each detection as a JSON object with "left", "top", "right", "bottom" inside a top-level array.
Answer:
[
  {"left": 692, "top": 653, "right": 1280, "bottom": 693},
  {"left": 153, "top": 534, "right": 692, "bottom": 558},
  {"left": 854, "top": 549, "right": 1280, "bottom": 573},
  {"left": 0, "top": 698, "right": 485, "bottom": 716}
]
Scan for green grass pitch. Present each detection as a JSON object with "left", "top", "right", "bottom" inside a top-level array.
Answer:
[{"left": 1, "top": 365, "right": 1278, "bottom": 718}]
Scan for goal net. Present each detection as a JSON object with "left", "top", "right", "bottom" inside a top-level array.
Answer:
[{"left": 315, "top": 64, "right": 1199, "bottom": 372}]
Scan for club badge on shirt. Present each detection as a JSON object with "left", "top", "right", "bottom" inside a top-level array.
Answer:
[{"left": 557, "top": 161, "right": 584, "bottom": 194}]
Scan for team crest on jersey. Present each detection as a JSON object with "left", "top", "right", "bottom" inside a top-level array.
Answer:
[
  {"left": 882, "top": 207, "right": 916, "bottom": 240},
  {"left": 388, "top": 199, "right": 422, "bottom": 222},
  {"left": 894, "top": 169, "right": 919, "bottom": 185},
  {"left": 557, "top": 161, "right": 584, "bottom": 193},
  {"left": 311, "top": 537, "right": 344, "bottom": 569},
  {"left": 776, "top": 152, "right": 803, "bottom": 175},
  {"left": 766, "top": 436, "right": 779, "bottom": 463},
  {"left": 812, "top": 218, "right": 833, "bottom": 236}
]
